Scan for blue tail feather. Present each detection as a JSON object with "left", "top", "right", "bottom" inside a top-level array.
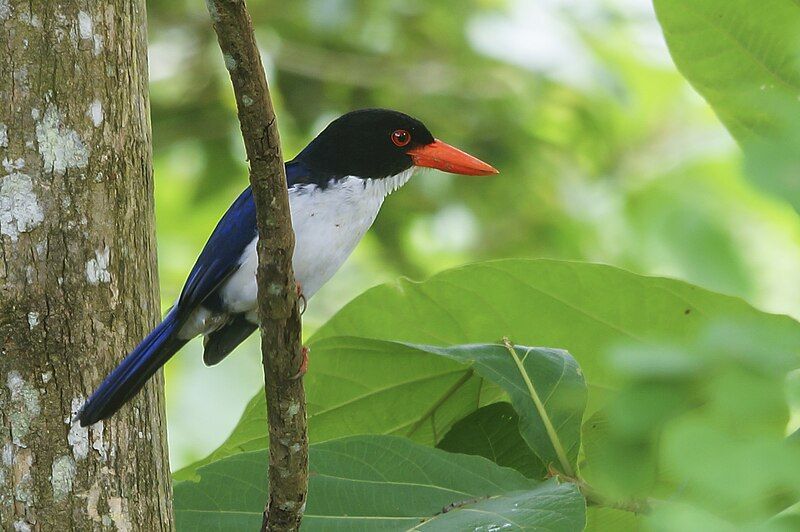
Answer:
[{"left": 78, "top": 309, "right": 187, "bottom": 427}]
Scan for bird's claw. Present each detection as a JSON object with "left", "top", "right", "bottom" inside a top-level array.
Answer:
[{"left": 291, "top": 346, "right": 309, "bottom": 380}]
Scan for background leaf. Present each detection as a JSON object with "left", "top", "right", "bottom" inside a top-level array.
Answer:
[
  {"left": 587, "top": 318, "right": 800, "bottom": 525},
  {"left": 653, "top": 0, "right": 800, "bottom": 209},
  {"left": 174, "top": 435, "right": 586, "bottom": 531},
  {"left": 437, "top": 402, "right": 546, "bottom": 478},
  {"left": 312, "top": 260, "right": 800, "bottom": 385},
  {"left": 585, "top": 507, "right": 643, "bottom": 532}
]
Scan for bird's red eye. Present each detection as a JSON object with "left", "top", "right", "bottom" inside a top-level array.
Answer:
[{"left": 391, "top": 129, "right": 411, "bottom": 147}]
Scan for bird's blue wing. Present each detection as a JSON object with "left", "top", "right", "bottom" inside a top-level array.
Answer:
[
  {"left": 177, "top": 187, "right": 256, "bottom": 311},
  {"left": 175, "top": 160, "right": 309, "bottom": 315}
]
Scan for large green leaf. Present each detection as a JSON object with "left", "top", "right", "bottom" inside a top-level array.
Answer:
[
  {"left": 312, "top": 260, "right": 800, "bottom": 387},
  {"left": 180, "top": 260, "right": 800, "bottom": 478},
  {"left": 174, "top": 435, "right": 586, "bottom": 531},
  {"left": 653, "top": 0, "right": 800, "bottom": 208},
  {"left": 314, "top": 260, "right": 796, "bottom": 360},
  {"left": 437, "top": 402, "right": 547, "bottom": 478}
]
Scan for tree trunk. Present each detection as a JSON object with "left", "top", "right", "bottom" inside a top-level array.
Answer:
[{"left": 0, "top": 2, "right": 174, "bottom": 530}]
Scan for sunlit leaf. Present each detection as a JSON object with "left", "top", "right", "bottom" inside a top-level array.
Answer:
[
  {"left": 654, "top": 0, "right": 800, "bottom": 208},
  {"left": 312, "top": 260, "right": 800, "bottom": 382}
]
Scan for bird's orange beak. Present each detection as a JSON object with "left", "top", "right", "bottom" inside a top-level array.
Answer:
[{"left": 408, "top": 139, "right": 498, "bottom": 176}]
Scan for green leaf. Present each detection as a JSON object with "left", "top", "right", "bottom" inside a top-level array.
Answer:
[
  {"left": 417, "top": 485, "right": 585, "bottom": 531},
  {"left": 180, "top": 259, "right": 800, "bottom": 478},
  {"left": 174, "top": 435, "right": 586, "bottom": 531},
  {"left": 312, "top": 260, "right": 800, "bottom": 382},
  {"left": 437, "top": 402, "right": 547, "bottom": 478},
  {"left": 409, "top": 342, "right": 586, "bottom": 476},
  {"left": 653, "top": 0, "right": 800, "bottom": 208}
]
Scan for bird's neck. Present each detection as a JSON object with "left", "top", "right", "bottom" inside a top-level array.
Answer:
[
  {"left": 285, "top": 159, "right": 416, "bottom": 196},
  {"left": 358, "top": 167, "right": 416, "bottom": 201},
  {"left": 289, "top": 166, "right": 416, "bottom": 201}
]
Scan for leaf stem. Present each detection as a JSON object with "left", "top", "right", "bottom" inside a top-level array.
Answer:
[{"left": 503, "top": 338, "right": 575, "bottom": 477}]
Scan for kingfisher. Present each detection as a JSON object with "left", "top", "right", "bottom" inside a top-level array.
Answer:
[{"left": 78, "top": 108, "right": 497, "bottom": 427}]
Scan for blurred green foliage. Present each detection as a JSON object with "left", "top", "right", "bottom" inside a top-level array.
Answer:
[
  {"left": 654, "top": 0, "right": 800, "bottom": 212},
  {"left": 145, "top": 0, "right": 800, "bottom": 480}
]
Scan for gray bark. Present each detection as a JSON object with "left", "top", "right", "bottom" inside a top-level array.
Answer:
[{"left": 0, "top": 1, "right": 174, "bottom": 530}]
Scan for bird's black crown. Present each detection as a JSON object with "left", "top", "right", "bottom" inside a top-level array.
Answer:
[{"left": 294, "top": 108, "right": 435, "bottom": 182}]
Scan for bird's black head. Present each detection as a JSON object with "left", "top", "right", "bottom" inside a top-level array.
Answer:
[{"left": 294, "top": 108, "right": 497, "bottom": 183}]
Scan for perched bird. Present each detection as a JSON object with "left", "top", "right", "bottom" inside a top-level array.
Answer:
[{"left": 78, "top": 108, "right": 497, "bottom": 427}]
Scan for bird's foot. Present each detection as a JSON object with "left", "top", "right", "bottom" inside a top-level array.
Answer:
[
  {"left": 291, "top": 346, "right": 309, "bottom": 380},
  {"left": 296, "top": 281, "right": 307, "bottom": 315}
]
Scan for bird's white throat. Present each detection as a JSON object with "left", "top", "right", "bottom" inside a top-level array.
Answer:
[{"left": 359, "top": 167, "right": 416, "bottom": 200}]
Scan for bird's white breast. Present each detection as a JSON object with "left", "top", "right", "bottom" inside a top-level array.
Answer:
[{"left": 219, "top": 170, "right": 414, "bottom": 321}]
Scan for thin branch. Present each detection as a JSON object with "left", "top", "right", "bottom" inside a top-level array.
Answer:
[{"left": 205, "top": 1, "right": 307, "bottom": 530}]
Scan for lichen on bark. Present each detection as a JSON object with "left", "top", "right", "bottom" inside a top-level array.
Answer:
[{"left": 1, "top": 1, "right": 174, "bottom": 529}]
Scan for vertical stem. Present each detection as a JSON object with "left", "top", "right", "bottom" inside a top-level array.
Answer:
[{"left": 204, "top": 1, "right": 307, "bottom": 530}]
